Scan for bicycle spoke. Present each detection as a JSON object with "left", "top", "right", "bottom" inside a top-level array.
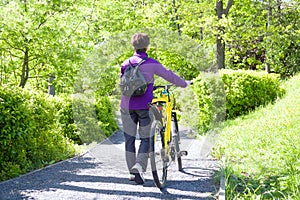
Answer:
[
  {"left": 149, "top": 120, "right": 167, "bottom": 189},
  {"left": 149, "top": 84, "right": 188, "bottom": 189}
]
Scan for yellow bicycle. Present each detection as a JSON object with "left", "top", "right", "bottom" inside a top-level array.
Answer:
[{"left": 149, "top": 84, "right": 188, "bottom": 189}]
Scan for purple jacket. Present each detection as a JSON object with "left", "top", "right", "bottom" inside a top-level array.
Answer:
[{"left": 120, "top": 52, "right": 187, "bottom": 110}]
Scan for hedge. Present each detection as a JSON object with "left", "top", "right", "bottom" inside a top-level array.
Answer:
[
  {"left": 221, "top": 69, "right": 285, "bottom": 118},
  {"left": 0, "top": 86, "right": 75, "bottom": 181},
  {"left": 0, "top": 86, "right": 118, "bottom": 181},
  {"left": 192, "top": 69, "right": 285, "bottom": 133}
]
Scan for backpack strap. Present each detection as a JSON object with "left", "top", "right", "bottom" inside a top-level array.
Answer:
[
  {"left": 128, "top": 58, "right": 147, "bottom": 68},
  {"left": 128, "top": 58, "right": 147, "bottom": 77},
  {"left": 128, "top": 58, "right": 153, "bottom": 85}
]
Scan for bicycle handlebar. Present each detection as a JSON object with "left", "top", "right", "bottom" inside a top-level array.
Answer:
[
  {"left": 153, "top": 84, "right": 173, "bottom": 91},
  {"left": 153, "top": 81, "right": 193, "bottom": 91}
]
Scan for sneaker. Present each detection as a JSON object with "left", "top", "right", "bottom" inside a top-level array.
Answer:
[
  {"left": 129, "top": 173, "right": 135, "bottom": 181},
  {"left": 131, "top": 163, "right": 145, "bottom": 184}
]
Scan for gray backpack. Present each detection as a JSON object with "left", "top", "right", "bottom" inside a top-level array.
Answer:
[{"left": 120, "top": 58, "right": 149, "bottom": 97}]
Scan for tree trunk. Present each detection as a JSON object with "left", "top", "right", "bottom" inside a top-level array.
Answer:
[
  {"left": 19, "top": 47, "right": 29, "bottom": 88},
  {"left": 277, "top": 0, "right": 282, "bottom": 23},
  {"left": 172, "top": 0, "right": 181, "bottom": 38},
  {"left": 265, "top": 0, "right": 272, "bottom": 73},
  {"left": 200, "top": 27, "right": 203, "bottom": 42},
  {"left": 48, "top": 74, "right": 56, "bottom": 96},
  {"left": 195, "top": 0, "right": 203, "bottom": 42},
  {"left": 216, "top": 0, "right": 225, "bottom": 69},
  {"left": 216, "top": 36, "right": 225, "bottom": 69},
  {"left": 215, "top": 0, "right": 233, "bottom": 69},
  {"left": 19, "top": 0, "right": 29, "bottom": 88}
]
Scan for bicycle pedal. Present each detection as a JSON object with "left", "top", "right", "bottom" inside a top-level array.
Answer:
[{"left": 179, "top": 150, "right": 188, "bottom": 156}]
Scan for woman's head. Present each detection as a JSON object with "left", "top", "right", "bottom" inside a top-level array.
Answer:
[{"left": 131, "top": 33, "right": 149, "bottom": 52}]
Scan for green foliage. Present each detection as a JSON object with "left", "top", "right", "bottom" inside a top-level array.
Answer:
[
  {"left": 0, "top": 0, "right": 88, "bottom": 90},
  {"left": 92, "top": 0, "right": 143, "bottom": 34},
  {"left": 267, "top": 27, "right": 300, "bottom": 78},
  {"left": 192, "top": 73, "right": 226, "bottom": 133},
  {"left": 0, "top": 84, "right": 118, "bottom": 181},
  {"left": 115, "top": 48, "right": 200, "bottom": 82},
  {"left": 225, "top": 0, "right": 300, "bottom": 77},
  {"left": 47, "top": 94, "right": 118, "bottom": 145},
  {"left": 148, "top": 49, "right": 199, "bottom": 80},
  {"left": 1, "top": 0, "right": 299, "bottom": 92},
  {"left": 0, "top": 86, "right": 32, "bottom": 180},
  {"left": 192, "top": 69, "right": 285, "bottom": 133},
  {"left": 53, "top": 95, "right": 81, "bottom": 144},
  {"left": 213, "top": 74, "right": 300, "bottom": 199},
  {"left": 95, "top": 96, "right": 118, "bottom": 137},
  {"left": 96, "top": 65, "right": 120, "bottom": 96},
  {"left": 221, "top": 69, "right": 285, "bottom": 119},
  {"left": 72, "top": 94, "right": 118, "bottom": 144},
  {"left": 0, "top": 85, "right": 75, "bottom": 181}
]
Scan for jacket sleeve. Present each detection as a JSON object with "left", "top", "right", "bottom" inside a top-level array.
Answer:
[{"left": 153, "top": 61, "right": 187, "bottom": 88}]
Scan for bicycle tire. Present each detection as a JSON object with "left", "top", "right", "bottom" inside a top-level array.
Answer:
[
  {"left": 174, "top": 134, "right": 183, "bottom": 171},
  {"left": 172, "top": 113, "right": 183, "bottom": 171},
  {"left": 149, "top": 119, "right": 167, "bottom": 189}
]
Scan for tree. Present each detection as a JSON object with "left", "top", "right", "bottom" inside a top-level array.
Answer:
[
  {"left": 225, "top": 0, "right": 300, "bottom": 77},
  {"left": 172, "top": 0, "right": 181, "bottom": 38},
  {"left": 1, "top": 0, "right": 298, "bottom": 92},
  {"left": 0, "top": 0, "right": 93, "bottom": 90},
  {"left": 215, "top": 0, "right": 233, "bottom": 69}
]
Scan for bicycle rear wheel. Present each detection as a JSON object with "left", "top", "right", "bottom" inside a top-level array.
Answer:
[
  {"left": 149, "top": 119, "right": 167, "bottom": 189},
  {"left": 173, "top": 134, "right": 182, "bottom": 171},
  {"left": 172, "top": 113, "right": 183, "bottom": 171}
]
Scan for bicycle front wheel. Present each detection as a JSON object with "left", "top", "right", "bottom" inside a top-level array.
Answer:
[{"left": 149, "top": 119, "right": 167, "bottom": 189}]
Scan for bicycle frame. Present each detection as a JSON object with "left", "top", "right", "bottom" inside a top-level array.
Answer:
[
  {"left": 149, "top": 84, "right": 187, "bottom": 188},
  {"left": 151, "top": 85, "right": 173, "bottom": 157}
]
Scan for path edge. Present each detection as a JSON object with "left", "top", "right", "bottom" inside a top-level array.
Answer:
[{"left": 218, "top": 155, "right": 225, "bottom": 200}]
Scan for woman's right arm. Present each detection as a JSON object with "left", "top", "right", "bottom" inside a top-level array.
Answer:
[{"left": 153, "top": 61, "right": 187, "bottom": 88}]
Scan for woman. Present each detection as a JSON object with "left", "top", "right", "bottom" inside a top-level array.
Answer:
[{"left": 120, "top": 33, "right": 191, "bottom": 184}]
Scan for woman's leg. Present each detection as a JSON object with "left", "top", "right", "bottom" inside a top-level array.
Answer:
[
  {"left": 120, "top": 109, "right": 138, "bottom": 173},
  {"left": 135, "top": 109, "right": 152, "bottom": 172}
]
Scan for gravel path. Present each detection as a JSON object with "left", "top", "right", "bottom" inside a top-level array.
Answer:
[{"left": 0, "top": 128, "right": 220, "bottom": 200}]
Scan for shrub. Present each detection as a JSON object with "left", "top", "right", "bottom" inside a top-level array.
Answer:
[
  {"left": 48, "top": 93, "right": 118, "bottom": 145},
  {"left": 72, "top": 94, "right": 118, "bottom": 144},
  {"left": 53, "top": 95, "right": 81, "bottom": 144},
  {"left": 96, "top": 65, "right": 120, "bottom": 96},
  {"left": 213, "top": 74, "right": 300, "bottom": 199},
  {"left": 95, "top": 96, "right": 118, "bottom": 137},
  {"left": 192, "top": 73, "right": 226, "bottom": 133},
  {"left": 0, "top": 85, "right": 75, "bottom": 181},
  {"left": 0, "top": 86, "right": 32, "bottom": 181},
  {"left": 192, "top": 70, "right": 285, "bottom": 133},
  {"left": 221, "top": 69, "right": 285, "bottom": 119}
]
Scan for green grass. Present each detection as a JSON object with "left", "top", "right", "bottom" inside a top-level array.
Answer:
[{"left": 213, "top": 74, "right": 300, "bottom": 199}]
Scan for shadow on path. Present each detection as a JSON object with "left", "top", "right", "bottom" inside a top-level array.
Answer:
[
  {"left": 0, "top": 156, "right": 216, "bottom": 200},
  {"left": 0, "top": 130, "right": 218, "bottom": 200}
]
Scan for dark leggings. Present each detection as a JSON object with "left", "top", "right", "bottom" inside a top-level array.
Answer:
[{"left": 120, "top": 109, "right": 152, "bottom": 172}]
